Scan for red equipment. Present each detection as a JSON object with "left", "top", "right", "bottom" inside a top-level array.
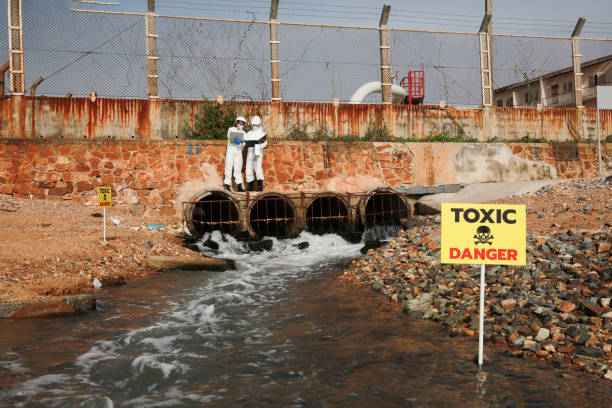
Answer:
[{"left": 399, "top": 70, "right": 424, "bottom": 105}]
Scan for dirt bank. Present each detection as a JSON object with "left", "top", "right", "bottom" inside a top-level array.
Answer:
[
  {"left": 342, "top": 178, "right": 611, "bottom": 380},
  {"left": 0, "top": 195, "right": 194, "bottom": 304}
]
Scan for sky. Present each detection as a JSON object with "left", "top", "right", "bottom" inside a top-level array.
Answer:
[
  {"left": 1, "top": 1, "right": 611, "bottom": 104},
  {"left": 70, "top": 0, "right": 612, "bottom": 37}
]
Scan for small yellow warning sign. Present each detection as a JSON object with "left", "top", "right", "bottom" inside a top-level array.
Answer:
[
  {"left": 97, "top": 186, "right": 112, "bottom": 207},
  {"left": 441, "top": 203, "right": 526, "bottom": 265}
]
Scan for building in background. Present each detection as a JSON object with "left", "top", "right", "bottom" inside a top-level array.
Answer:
[{"left": 493, "top": 54, "right": 612, "bottom": 109}]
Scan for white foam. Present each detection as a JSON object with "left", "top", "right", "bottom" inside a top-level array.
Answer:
[
  {"left": 19, "top": 231, "right": 364, "bottom": 406},
  {"left": 131, "top": 354, "right": 188, "bottom": 379},
  {"left": 362, "top": 224, "right": 402, "bottom": 242},
  {"left": 139, "top": 335, "right": 189, "bottom": 354},
  {"left": 171, "top": 303, "right": 218, "bottom": 324},
  {"left": 8, "top": 374, "right": 72, "bottom": 401}
]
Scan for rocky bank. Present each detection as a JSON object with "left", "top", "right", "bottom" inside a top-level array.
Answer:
[{"left": 342, "top": 177, "right": 612, "bottom": 380}]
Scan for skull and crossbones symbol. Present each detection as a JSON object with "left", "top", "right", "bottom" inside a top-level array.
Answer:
[{"left": 474, "top": 225, "right": 494, "bottom": 245}]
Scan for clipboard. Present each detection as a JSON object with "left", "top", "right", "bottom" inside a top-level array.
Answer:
[{"left": 229, "top": 130, "right": 244, "bottom": 145}]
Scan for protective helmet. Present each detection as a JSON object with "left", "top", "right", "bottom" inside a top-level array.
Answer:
[
  {"left": 250, "top": 116, "right": 262, "bottom": 126},
  {"left": 235, "top": 116, "right": 246, "bottom": 124}
]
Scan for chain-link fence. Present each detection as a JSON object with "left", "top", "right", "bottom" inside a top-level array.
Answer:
[
  {"left": 492, "top": 36, "right": 574, "bottom": 107},
  {"left": 22, "top": 9, "right": 145, "bottom": 98},
  {"left": 1, "top": 1, "right": 611, "bottom": 107},
  {"left": 279, "top": 24, "right": 379, "bottom": 103},
  {"left": 156, "top": 17, "right": 270, "bottom": 100},
  {"left": 0, "top": 2, "right": 8, "bottom": 94},
  {"left": 391, "top": 30, "right": 482, "bottom": 106}
]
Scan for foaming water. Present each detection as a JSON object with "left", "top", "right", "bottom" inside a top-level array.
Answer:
[
  {"left": 361, "top": 224, "right": 403, "bottom": 242},
  {"left": 0, "top": 231, "right": 610, "bottom": 407}
]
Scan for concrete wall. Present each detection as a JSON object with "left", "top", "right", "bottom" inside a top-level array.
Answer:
[
  {"left": 1, "top": 96, "right": 611, "bottom": 142},
  {"left": 0, "top": 139, "right": 608, "bottom": 218}
]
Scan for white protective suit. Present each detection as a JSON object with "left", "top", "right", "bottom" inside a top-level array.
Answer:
[
  {"left": 244, "top": 125, "right": 267, "bottom": 183},
  {"left": 224, "top": 126, "right": 245, "bottom": 186}
]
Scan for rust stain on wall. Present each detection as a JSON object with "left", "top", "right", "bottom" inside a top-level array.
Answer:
[
  {"left": 424, "top": 145, "right": 435, "bottom": 185},
  {"left": 0, "top": 97, "right": 610, "bottom": 143}
]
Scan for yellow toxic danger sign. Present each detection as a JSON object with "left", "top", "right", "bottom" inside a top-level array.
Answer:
[
  {"left": 441, "top": 203, "right": 526, "bottom": 265},
  {"left": 97, "top": 186, "right": 112, "bottom": 207}
]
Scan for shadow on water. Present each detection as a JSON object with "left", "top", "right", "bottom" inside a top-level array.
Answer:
[{"left": 0, "top": 231, "right": 610, "bottom": 407}]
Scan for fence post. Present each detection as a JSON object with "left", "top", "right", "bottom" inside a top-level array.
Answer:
[
  {"left": 0, "top": 61, "right": 9, "bottom": 95},
  {"left": 478, "top": 14, "right": 493, "bottom": 107},
  {"left": 269, "top": 0, "right": 281, "bottom": 102},
  {"left": 478, "top": 8, "right": 494, "bottom": 141},
  {"left": 571, "top": 17, "right": 586, "bottom": 109},
  {"left": 485, "top": 0, "right": 493, "bottom": 100},
  {"left": 8, "top": 0, "right": 25, "bottom": 95},
  {"left": 379, "top": 4, "right": 391, "bottom": 104},
  {"left": 145, "top": 0, "right": 159, "bottom": 99}
]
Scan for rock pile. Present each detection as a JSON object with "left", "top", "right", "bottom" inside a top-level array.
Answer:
[{"left": 341, "top": 179, "right": 611, "bottom": 380}]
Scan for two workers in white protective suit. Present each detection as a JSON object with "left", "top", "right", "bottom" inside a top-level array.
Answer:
[
  {"left": 244, "top": 116, "right": 267, "bottom": 192},
  {"left": 223, "top": 115, "right": 267, "bottom": 192}
]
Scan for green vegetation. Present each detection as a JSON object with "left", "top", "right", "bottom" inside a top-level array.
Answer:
[
  {"left": 564, "top": 112, "right": 582, "bottom": 142},
  {"left": 286, "top": 124, "right": 310, "bottom": 141},
  {"left": 363, "top": 115, "right": 394, "bottom": 141},
  {"left": 419, "top": 132, "right": 477, "bottom": 143},
  {"left": 182, "top": 100, "right": 253, "bottom": 140}
]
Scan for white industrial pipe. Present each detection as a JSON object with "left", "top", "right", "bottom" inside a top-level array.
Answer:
[{"left": 349, "top": 81, "right": 407, "bottom": 104}]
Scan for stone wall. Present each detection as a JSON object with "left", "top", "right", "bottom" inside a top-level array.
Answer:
[{"left": 0, "top": 139, "right": 608, "bottom": 218}]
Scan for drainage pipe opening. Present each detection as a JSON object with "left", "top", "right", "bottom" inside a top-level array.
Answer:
[
  {"left": 306, "top": 194, "right": 350, "bottom": 235},
  {"left": 249, "top": 194, "right": 296, "bottom": 238},
  {"left": 185, "top": 191, "right": 240, "bottom": 237},
  {"left": 361, "top": 190, "right": 410, "bottom": 228}
]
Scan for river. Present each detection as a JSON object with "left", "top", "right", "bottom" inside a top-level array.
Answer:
[{"left": 0, "top": 231, "right": 610, "bottom": 407}]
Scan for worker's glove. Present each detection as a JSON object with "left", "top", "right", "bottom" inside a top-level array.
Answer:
[{"left": 233, "top": 137, "right": 241, "bottom": 145}]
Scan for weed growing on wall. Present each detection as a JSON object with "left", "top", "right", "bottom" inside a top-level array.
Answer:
[
  {"left": 363, "top": 115, "right": 394, "bottom": 141},
  {"left": 423, "top": 132, "right": 477, "bottom": 142},
  {"left": 286, "top": 124, "right": 335, "bottom": 141},
  {"left": 287, "top": 124, "right": 310, "bottom": 141},
  {"left": 182, "top": 100, "right": 253, "bottom": 140}
]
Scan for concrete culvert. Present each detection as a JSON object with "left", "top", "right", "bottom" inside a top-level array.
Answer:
[
  {"left": 185, "top": 190, "right": 240, "bottom": 237},
  {"left": 306, "top": 194, "right": 350, "bottom": 235},
  {"left": 361, "top": 190, "right": 410, "bottom": 227},
  {"left": 249, "top": 194, "right": 296, "bottom": 238}
]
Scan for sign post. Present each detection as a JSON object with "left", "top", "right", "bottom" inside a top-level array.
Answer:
[
  {"left": 441, "top": 203, "right": 526, "bottom": 370},
  {"left": 97, "top": 186, "right": 112, "bottom": 242}
]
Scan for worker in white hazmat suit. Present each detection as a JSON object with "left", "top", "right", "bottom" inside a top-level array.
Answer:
[
  {"left": 223, "top": 116, "right": 246, "bottom": 192},
  {"left": 244, "top": 115, "right": 267, "bottom": 192}
]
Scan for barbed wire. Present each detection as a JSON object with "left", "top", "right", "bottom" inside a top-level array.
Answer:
[{"left": 2, "top": 2, "right": 610, "bottom": 103}]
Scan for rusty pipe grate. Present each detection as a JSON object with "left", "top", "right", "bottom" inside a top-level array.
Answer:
[
  {"left": 249, "top": 194, "right": 296, "bottom": 238},
  {"left": 305, "top": 194, "right": 350, "bottom": 235},
  {"left": 183, "top": 190, "right": 412, "bottom": 238},
  {"left": 184, "top": 191, "right": 240, "bottom": 236},
  {"left": 361, "top": 191, "right": 410, "bottom": 228}
]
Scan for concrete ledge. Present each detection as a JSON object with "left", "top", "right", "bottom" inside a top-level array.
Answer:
[
  {"left": 0, "top": 294, "right": 96, "bottom": 319},
  {"left": 145, "top": 256, "right": 236, "bottom": 271},
  {"left": 396, "top": 183, "right": 463, "bottom": 195}
]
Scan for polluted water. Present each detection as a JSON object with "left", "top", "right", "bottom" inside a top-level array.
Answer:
[{"left": 0, "top": 230, "right": 610, "bottom": 407}]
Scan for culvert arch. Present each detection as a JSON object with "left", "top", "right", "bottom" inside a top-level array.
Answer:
[
  {"left": 304, "top": 193, "right": 352, "bottom": 236},
  {"left": 359, "top": 188, "right": 412, "bottom": 228},
  {"left": 248, "top": 193, "right": 297, "bottom": 238},
  {"left": 184, "top": 190, "right": 241, "bottom": 237}
]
